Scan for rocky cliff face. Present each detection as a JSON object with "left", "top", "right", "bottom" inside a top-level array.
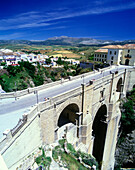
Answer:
[{"left": 115, "top": 131, "right": 135, "bottom": 168}]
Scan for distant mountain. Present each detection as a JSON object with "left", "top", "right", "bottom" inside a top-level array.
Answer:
[
  {"left": 0, "top": 36, "right": 135, "bottom": 46},
  {"left": 46, "top": 36, "right": 115, "bottom": 45}
]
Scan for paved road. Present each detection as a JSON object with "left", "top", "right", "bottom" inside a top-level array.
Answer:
[{"left": 0, "top": 65, "right": 131, "bottom": 115}]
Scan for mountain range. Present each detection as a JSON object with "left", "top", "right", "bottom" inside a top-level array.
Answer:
[{"left": 0, "top": 36, "right": 135, "bottom": 46}]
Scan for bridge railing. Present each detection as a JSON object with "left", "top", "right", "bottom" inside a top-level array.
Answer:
[
  {"left": 0, "top": 104, "right": 39, "bottom": 152},
  {"left": 0, "top": 66, "right": 114, "bottom": 99},
  {"left": 11, "top": 115, "right": 27, "bottom": 137},
  {"left": 0, "top": 79, "right": 62, "bottom": 99}
]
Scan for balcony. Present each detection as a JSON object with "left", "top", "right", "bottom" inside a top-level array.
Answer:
[{"left": 125, "top": 54, "right": 132, "bottom": 58}]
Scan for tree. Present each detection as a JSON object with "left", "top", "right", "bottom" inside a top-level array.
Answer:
[
  {"left": 46, "top": 58, "right": 51, "bottom": 65},
  {"left": 64, "top": 63, "right": 69, "bottom": 70},
  {"left": 7, "top": 65, "right": 21, "bottom": 76},
  {"left": 18, "top": 61, "right": 35, "bottom": 78},
  {"left": 1, "top": 62, "right": 6, "bottom": 66},
  {"left": 56, "top": 57, "right": 63, "bottom": 65}
]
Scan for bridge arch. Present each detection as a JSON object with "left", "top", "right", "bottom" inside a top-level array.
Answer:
[
  {"left": 57, "top": 103, "right": 79, "bottom": 127},
  {"left": 92, "top": 104, "right": 107, "bottom": 165},
  {"left": 116, "top": 77, "right": 123, "bottom": 92}
]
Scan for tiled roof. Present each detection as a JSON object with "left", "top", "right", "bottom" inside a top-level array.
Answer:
[
  {"left": 123, "top": 44, "right": 135, "bottom": 49},
  {"left": 101, "top": 45, "right": 124, "bottom": 49},
  {"left": 95, "top": 49, "right": 108, "bottom": 53}
]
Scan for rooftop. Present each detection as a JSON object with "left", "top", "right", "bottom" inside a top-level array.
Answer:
[
  {"left": 95, "top": 49, "right": 108, "bottom": 53},
  {"left": 123, "top": 44, "right": 135, "bottom": 49},
  {"left": 101, "top": 45, "right": 124, "bottom": 49}
]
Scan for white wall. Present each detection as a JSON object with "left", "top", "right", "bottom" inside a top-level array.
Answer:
[
  {"left": 2, "top": 115, "right": 42, "bottom": 170},
  {"left": 107, "top": 49, "right": 123, "bottom": 65},
  {"left": 122, "top": 49, "right": 135, "bottom": 66}
]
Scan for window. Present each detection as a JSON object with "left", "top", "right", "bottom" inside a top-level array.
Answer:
[
  {"left": 114, "top": 51, "right": 116, "bottom": 55},
  {"left": 102, "top": 55, "right": 104, "bottom": 58},
  {"left": 111, "top": 61, "right": 113, "bottom": 64},
  {"left": 128, "top": 50, "right": 130, "bottom": 53},
  {"left": 110, "top": 51, "right": 112, "bottom": 55},
  {"left": 111, "top": 56, "right": 114, "bottom": 60},
  {"left": 105, "top": 55, "right": 107, "bottom": 58}
]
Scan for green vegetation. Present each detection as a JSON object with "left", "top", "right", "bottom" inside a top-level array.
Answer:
[
  {"left": 0, "top": 43, "right": 106, "bottom": 92},
  {"left": 35, "top": 147, "right": 52, "bottom": 170},
  {"left": 115, "top": 88, "right": 135, "bottom": 169},
  {"left": 0, "top": 57, "right": 95, "bottom": 92},
  {"left": 0, "top": 62, "right": 6, "bottom": 66},
  {"left": 119, "top": 88, "right": 135, "bottom": 143},
  {"left": 0, "top": 61, "right": 44, "bottom": 92},
  {"left": 52, "top": 139, "right": 98, "bottom": 170}
]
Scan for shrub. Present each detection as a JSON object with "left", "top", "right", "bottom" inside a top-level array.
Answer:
[
  {"left": 35, "top": 147, "right": 52, "bottom": 169},
  {"left": 59, "top": 139, "right": 66, "bottom": 148},
  {"left": 67, "top": 143, "right": 76, "bottom": 155},
  {"left": 52, "top": 149, "right": 58, "bottom": 160},
  {"left": 119, "top": 94, "right": 135, "bottom": 143}
]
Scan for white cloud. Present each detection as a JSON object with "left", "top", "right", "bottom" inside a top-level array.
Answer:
[
  {"left": 0, "top": 33, "right": 24, "bottom": 40},
  {"left": 0, "top": 1, "right": 134, "bottom": 31},
  {"left": 44, "top": 26, "right": 67, "bottom": 30}
]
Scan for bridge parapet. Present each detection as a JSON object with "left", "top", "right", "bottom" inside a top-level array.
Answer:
[{"left": 0, "top": 66, "right": 116, "bottom": 99}]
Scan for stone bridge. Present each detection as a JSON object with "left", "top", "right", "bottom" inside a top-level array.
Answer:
[{"left": 0, "top": 67, "right": 135, "bottom": 170}]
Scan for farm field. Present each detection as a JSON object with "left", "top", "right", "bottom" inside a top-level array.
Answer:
[
  {"left": 53, "top": 50, "right": 72, "bottom": 54},
  {"left": 0, "top": 44, "right": 97, "bottom": 61},
  {"left": 61, "top": 53, "right": 81, "bottom": 59}
]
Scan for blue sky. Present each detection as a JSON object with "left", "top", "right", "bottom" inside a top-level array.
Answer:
[{"left": 0, "top": 0, "right": 135, "bottom": 40}]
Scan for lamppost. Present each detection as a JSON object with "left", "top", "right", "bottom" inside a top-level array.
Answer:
[
  {"left": 34, "top": 90, "right": 39, "bottom": 110},
  {"left": 93, "top": 63, "right": 94, "bottom": 71},
  {"left": 15, "top": 82, "right": 17, "bottom": 100}
]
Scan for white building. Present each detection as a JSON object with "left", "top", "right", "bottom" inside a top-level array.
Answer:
[
  {"left": 94, "top": 44, "right": 135, "bottom": 66},
  {"left": 102, "top": 45, "right": 124, "bottom": 65},
  {"left": 94, "top": 49, "right": 108, "bottom": 63},
  {"left": 121, "top": 44, "right": 135, "bottom": 66}
]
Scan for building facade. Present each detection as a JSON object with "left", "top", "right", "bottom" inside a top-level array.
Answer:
[
  {"left": 94, "top": 44, "right": 135, "bottom": 66},
  {"left": 94, "top": 49, "right": 108, "bottom": 63}
]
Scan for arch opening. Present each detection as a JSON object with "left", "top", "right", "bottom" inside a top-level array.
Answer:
[
  {"left": 92, "top": 105, "right": 107, "bottom": 164},
  {"left": 125, "top": 59, "right": 129, "bottom": 65},
  {"left": 133, "top": 84, "right": 135, "bottom": 89},
  {"left": 116, "top": 78, "right": 122, "bottom": 92},
  {"left": 57, "top": 104, "right": 79, "bottom": 128}
]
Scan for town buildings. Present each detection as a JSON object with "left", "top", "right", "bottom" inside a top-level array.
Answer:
[
  {"left": 0, "top": 49, "right": 80, "bottom": 68},
  {"left": 94, "top": 44, "right": 135, "bottom": 66}
]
